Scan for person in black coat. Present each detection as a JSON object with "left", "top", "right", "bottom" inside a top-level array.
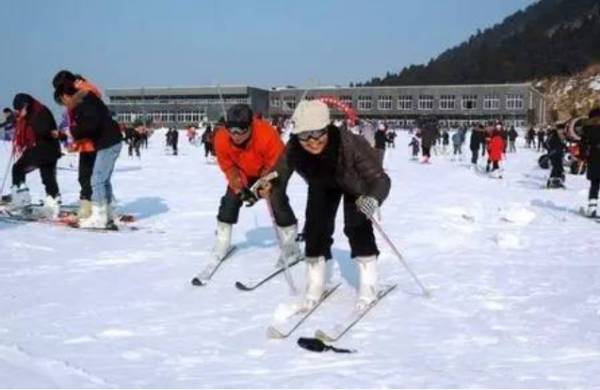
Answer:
[
  {"left": 544, "top": 126, "right": 567, "bottom": 188},
  {"left": 581, "top": 107, "right": 600, "bottom": 217},
  {"left": 267, "top": 100, "right": 390, "bottom": 311},
  {"left": 8, "top": 94, "right": 61, "bottom": 215},
  {"left": 469, "top": 124, "right": 485, "bottom": 166},
  {"left": 374, "top": 123, "right": 387, "bottom": 165},
  {"left": 55, "top": 84, "right": 123, "bottom": 229},
  {"left": 508, "top": 126, "right": 519, "bottom": 153},
  {"left": 166, "top": 128, "right": 179, "bottom": 155}
]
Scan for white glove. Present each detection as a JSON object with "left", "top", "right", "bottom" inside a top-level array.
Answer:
[{"left": 356, "top": 196, "right": 379, "bottom": 218}]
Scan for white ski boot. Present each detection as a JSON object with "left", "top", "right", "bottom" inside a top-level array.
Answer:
[
  {"left": 585, "top": 199, "right": 598, "bottom": 218},
  {"left": 355, "top": 255, "right": 378, "bottom": 310},
  {"left": 77, "top": 199, "right": 92, "bottom": 220},
  {"left": 79, "top": 202, "right": 108, "bottom": 229},
  {"left": 9, "top": 184, "right": 31, "bottom": 210},
  {"left": 275, "top": 224, "right": 302, "bottom": 268},
  {"left": 301, "top": 256, "right": 326, "bottom": 311},
  {"left": 212, "top": 221, "right": 233, "bottom": 261},
  {"left": 42, "top": 195, "right": 61, "bottom": 219}
]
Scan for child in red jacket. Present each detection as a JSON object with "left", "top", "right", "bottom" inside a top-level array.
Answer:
[{"left": 486, "top": 125, "right": 505, "bottom": 176}]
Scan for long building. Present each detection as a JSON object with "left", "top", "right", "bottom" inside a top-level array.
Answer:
[{"left": 106, "top": 82, "right": 546, "bottom": 127}]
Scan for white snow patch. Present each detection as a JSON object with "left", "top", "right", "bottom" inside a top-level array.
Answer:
[
  {"left": 495, "top": 232, "right": 522, "bottom": 249},
  {"left": 499, "top": 203, "right": 536, "bottom": 225},
  {"left": 96, "top": 328, "right": 135, "bottom": 339}
]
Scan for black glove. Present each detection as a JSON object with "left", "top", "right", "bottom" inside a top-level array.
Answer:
[{"left": 239, "top": 187, "right": 258, "bottom": 207}]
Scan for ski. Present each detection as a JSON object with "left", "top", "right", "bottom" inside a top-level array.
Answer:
[
  {"left": 266, "top": 283, "right": 341, "bottom": 339},
  {"left": 577, "top": 207, "right": 600, "bottom": 223},
  {"left": 0, "top": 209, "right": 153, "bottom": 232},
  {"left": 190, "top": 246, "right": 238, "bottom": 286},
  {"left": 314, "top": 283, "right": 397, "bottom": 342},
  {"left": 234, "top": 257, "right": 303, "bottom": 291}
]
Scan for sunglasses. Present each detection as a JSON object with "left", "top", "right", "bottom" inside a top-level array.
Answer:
[
  {"left": 229, "top": 126, "right": 250, "bottom": 135},
  {"left": 297, "top": 128, "right": 327, "bottom": 142}
]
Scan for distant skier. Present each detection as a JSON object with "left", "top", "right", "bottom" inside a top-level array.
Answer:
[
  {"left": 166, "top": 127, "right": 179, "bottom": 155},
  {"left": 508, "top": 126, "right": 518, "bottom": 153},
  {"left": 441, "top": 129, "right": 450, "bottom": 154},
  {"left": 486, "top": 125, "right": 505, "bottom": 178},
  {"left": 201, "top": 124, "right": 214, "bottom": 159},
  {"left": 537, "top": 128, "right": 546, "bottom": 152},
  {"left": 408, "top": 135, "right": 420, "bottom": 160},
  {"left": 7, "top": 94, "right": 62, "bottom": 218},
  {"left": 267, "top": 100, "right": 391, "bottom": 310},
  {"left": 194, "top": 104, "right": 301, "bottom": 280},
  {"left": 544, "top": 126, "right": 567, "bottom": 188},
  {"left": 581, "top": 107, "right": 600, "bottom": 217},
  {"left": 526, "top": 127, "right": 536, "bottom": 148},
  {"left": 420, "top": 119, "right": 438, "bottom": 164},
  {"left": 54, "top": 77, "right": 123, "bottom": 229},
  {"left": 451, "top": 130, "right": 463, "bottom": 160},
  {"left": 385, "top": 129, "right": 396, "bottom": 148},
  {"left": 469, "top": 124, "right": 485, "bottom": 166},
  {"left": 0, "top": 108, "right": 16, "bottom": 141},
  {"left": 126, "top": 124, "right": 143, "bottom": 158},
  {"left": 374, "top": 123, "right": 387, "bottom": 165}
]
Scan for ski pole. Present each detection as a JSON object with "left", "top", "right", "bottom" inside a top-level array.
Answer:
[
  {"left": 265, "top": 197, "right": 298, "bottom": 296},
  {"left": 369, "top": 216, "right": 431, "bottom": 297},
  {"left": 0, "top": 149, "right": 15, "bottom": 197}
]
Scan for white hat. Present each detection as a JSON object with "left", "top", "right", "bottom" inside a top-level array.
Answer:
[{"left": 292, "top": 100, "right": 330, "bottom": 134}]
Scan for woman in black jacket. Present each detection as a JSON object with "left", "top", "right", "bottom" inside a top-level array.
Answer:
[
  {"left": 267, "top": 100, "right": 390, "bottom": 310},
  {"left": 8, "top": 94, "right": 61, "bottom": 216},
  {"left": 54, "top": 83, "right": 123, "bottom": 228},
  {"left": 581, "top": 107, "right": 600, "bottom": 217}
]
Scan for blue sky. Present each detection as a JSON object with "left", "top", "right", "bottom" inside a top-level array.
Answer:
[{"left": 0, "top": 0, "right": 537, "bottom": 110}]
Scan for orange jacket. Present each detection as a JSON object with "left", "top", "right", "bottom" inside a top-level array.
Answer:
[{"left": 214, "top": 119, "right": 284, "bottom": 192}]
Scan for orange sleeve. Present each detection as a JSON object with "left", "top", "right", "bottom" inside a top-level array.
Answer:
[
  {"left": 214, "top": 128, "right": 247, "bottom": 192},
  {"left": 257, "top": 120, "right": 285, "bottom": 173}
]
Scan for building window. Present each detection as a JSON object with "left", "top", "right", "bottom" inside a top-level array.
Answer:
[
  {"left": 283, "top": 96, "right": 296, "bottom": 111},
  {"left": 270, "top": 97, "right": 280, "bottom": 107},
  {"left": 483, "top": 95, "right": 500, "bottom": 110},
  {"left": 397, "top": 96, "right": 412, "bottom": 110},
  {"left": 340, "top": 95, "right": 353, "bottom": 108},
  {"left": 439, "top": 95, "right": 456, "bottom": 110},
  {"left": 506, "top": 94, "right": 523, "bottom": 110},
  {"left": 418, "top": 95, "right": 434, "bottom": 110},
  {"left": 461, "top": 95, "right": 477, "bottom": 110},
  {"left": 358, "top": 96, "right": 372, "bottom": 111},
  {"left": 377, "top": 96, "right": 393, "bottom": 111}
]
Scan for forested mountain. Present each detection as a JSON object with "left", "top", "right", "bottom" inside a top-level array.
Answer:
[{"left": 360, "top": 0, "right": 600, "bottom": 86}]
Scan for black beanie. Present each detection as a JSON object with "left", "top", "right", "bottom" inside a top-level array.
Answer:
[
  {"left": 13, "top": 93, "right": 33, "bottom": 111},
  {"left": 226, "top": 104, "right": 253, "bottom": 129}
]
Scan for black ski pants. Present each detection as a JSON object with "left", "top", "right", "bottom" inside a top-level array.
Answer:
[
  {"left": 12, "top": 149, "right": 60, "bottom": 197},
  {"left": 550, "top": 152, "right": 564, "bottom": 179},
  {"left": 79, "top": 151, "right": 96, "bottom": 201},
  {"left": 471, "top": 148, "right": 479, "bottom": 164},
  {"left": 304, "top": 185, "right": 379, "bottom": 259},
  {"left": 217, "top": 180, "right": 297, "bottom": 228},
  {"left": 589, "top": 178, "right": 600, "bottom": 200}
]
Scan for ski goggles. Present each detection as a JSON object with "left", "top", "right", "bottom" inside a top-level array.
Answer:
[
  {"left": 297, "top": 128, "right": 327, "bottom": 142},
  {"left": 228, "top": 126, "right": 250, "bottom": 135}
]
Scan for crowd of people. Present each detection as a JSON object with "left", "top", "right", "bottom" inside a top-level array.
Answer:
[{"left": 1, "top": 71, "right": 599, "bottom": 310}]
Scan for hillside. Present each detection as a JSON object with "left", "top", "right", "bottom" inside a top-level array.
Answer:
[{"left": 361, "top": 0, "right": 600, "bottom": 86}]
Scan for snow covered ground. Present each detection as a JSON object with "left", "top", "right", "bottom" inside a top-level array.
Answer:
[{"left": 1, "top": 130, "right": 599, "bottom": 388}]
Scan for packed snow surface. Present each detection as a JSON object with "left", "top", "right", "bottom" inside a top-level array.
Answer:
[{"left": 1, "top": 130, "right": 599, "bottom": 388}]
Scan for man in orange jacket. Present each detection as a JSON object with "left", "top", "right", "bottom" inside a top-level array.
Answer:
[{"left": 195, "top": 104, "right": 300, "bottom": 278}]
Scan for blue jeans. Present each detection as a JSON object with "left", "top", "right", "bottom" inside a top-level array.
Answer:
[{"left": 91, "top": 142, "right": 122, "bottom": 204}]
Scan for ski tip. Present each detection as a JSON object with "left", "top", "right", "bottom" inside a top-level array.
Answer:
[
  {"left": 191, "top": 277, "right": 205, "bottom": 287},
  {"left": 234, "top": 281, "right": 251, "bottom": 291},
  {"left": 266, "top": 326, "right": 285, "bottom": 339},
  {"left": 314, "top": 329, "right": 333, "bottom": 342}
]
